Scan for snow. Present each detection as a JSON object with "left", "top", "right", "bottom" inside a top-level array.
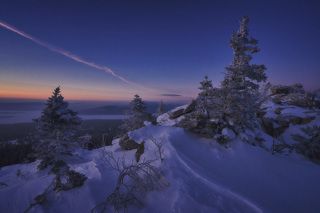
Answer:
[
  {"left": 222, "top": 128, "right": 236, "bottom": 139},
  {"left": 262, "top": 100, "right": 318, "bottom": 120},
  {"left": 1, "top": 101, "right": 320, "bottom": 212},
  {"left": 156, "top": 105, "right": 188, "bottom": 126},
  {"left": 1, "top": 123, "right": 320, "bottom": 212}
]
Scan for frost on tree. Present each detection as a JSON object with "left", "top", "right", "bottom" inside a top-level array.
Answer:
[
  {"left": 156, "top": 100, "right": 165, "bottom": 116},
  {"left": 220, "top": 16, "right": 267, "bottom": 131},
  {"left": 121, "top": 94, "right": 151, "bottom": 132},
  {"left": 180, "top": 16, "right": 268, "bottom": 137},
  {"left": 196, "top": 75, "right": 213, "bottom": 118},
  {"left": 35, "top": 86, "right": 81, "bottom": 140}
]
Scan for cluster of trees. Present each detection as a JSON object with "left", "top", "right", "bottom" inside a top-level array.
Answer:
[
  {"left": 181, "top": 16, "right": 267, "bottom": 138},
  {"left": 33, "top": 87, "right": 159, "bottom": 159},
  {"left": 32, "top": 16, "right": 267, "bottom": 154}
]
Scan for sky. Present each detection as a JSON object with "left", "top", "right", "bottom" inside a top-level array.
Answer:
[{"left": 0, "top": 0, "right": 319, "bottom": 101}]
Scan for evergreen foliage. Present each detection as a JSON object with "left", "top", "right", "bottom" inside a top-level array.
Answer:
[
  {"left": 196, "top": 76, "right": 213, "bottom": 117},
  {"left": 35, "top": 86, "right": 81, "bottom": 140},
  {"left": 220, "top": 16, "right": 267, "bottom": 131},
  {"left": 181, "top": 16, "right": 268, "bottom": 137},
  {"left": 121, "top": 95, "right": 151, "bottom": 132},
  {"left": 156, "top": 100, "right": 165, "bottom": 116}
]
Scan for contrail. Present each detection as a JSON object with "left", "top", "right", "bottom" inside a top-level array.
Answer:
[{"left": 0, "top": 20, "right": 137, "bottom": 86}]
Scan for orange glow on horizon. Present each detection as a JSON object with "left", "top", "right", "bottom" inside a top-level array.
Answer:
[
  {"left": 0, "top": 83, "right": 183, "bottom": 102},
  {"left": 0, "top": 83, "right": 134, "bottom": 101}
]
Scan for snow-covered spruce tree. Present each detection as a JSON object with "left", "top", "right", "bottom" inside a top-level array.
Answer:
[
  {"left": 220, "top": 16, "right": 267, "bottom": 132},
  {"left": 180, "top": 17, "right": 267, "bottom": 139},
  {"left": 179, "top": 76, "right": 220, "bottom": 138},
  {"left": 196, "top": 75, "right": 213, "bottom": 118},
  {"left": 35, "top": 86, "right": 81, "bottom": 140},
  {"left": 156, "top": 100, "right": 165, "bottom": 116},
  {"left": 121, "top": 94, "right": 151, "bottom": 132}
]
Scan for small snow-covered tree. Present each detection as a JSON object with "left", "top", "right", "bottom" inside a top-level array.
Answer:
[
  {"left": 199, "top": 75, "right": 213, "bottom": 93},
  {"left": 35, "top": 86, "right": 81, "bottom": 140},
  {"left": 131, "top": 94, "right": 146, "bottom": 113},
  {"left": 156, "top": 100, "right": 165, "bottom": 116},
  {"left": 121, "top": 95, "right": 151, "bottom": 132},
  {"left": 196, "top": 76, "right": 213, "bottom": 117},
  {"left": 220, "top": 16, "right": 267, "bottom": 131}
]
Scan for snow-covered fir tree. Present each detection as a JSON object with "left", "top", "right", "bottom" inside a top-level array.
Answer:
[
  {"left": 131, "top": 94, "right": 146, "bottom": 113},
  {"left": 180, "top": 17, "right": 267, "bottom": 137},
  {"left": 35, "top": 86, "right": 81, "bottom": 140},
  {"left": 220, "top": 16, "right": 267, "bottom": 131},
  {"left": 196, "top": 76, "right": 213, "bottom": 117},
  {"left": 121, "top": 94, "right": 151, "bottom": 132},
  {"left": 156, "top": 100, "right": 165, "bottom": 116}
]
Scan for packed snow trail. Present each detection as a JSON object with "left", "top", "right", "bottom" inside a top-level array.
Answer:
[
  {"left": 135, "top": 125, "right": 320, "bottom": 213},
  {"left": 132, "top": 126, "right": 262, "bottom": 213},
  {"left": 172, "top": 146, "right": 263, "bottom": 213}
]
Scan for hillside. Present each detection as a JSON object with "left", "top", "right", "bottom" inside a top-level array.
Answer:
[{"left": 0, "top": 92, "right": 319, "bottom": 212}]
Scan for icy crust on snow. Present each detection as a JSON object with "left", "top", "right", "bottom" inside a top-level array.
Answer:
[{"left": 1, "top": 124, "right": 320, "bottom": 212}]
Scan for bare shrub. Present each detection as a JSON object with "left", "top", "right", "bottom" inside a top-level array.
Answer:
[
  {"left": 149, "top": 137, "right": 165, "bottom": 162},
  {"left": 93, "top": 151, "right": 168, "bottom": 212}
]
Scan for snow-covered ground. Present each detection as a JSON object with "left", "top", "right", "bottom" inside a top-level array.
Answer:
[{"left": 1, "top": 122, "right": 320, "bottom": 212}]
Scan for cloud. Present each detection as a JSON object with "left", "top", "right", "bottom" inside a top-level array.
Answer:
[{"left": 160, "top": 93, "right": 182, "bottom": 97}]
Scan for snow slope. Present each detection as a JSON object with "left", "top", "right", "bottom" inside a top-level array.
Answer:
[{"left": 1, "top": 122, "right": 320, "bottom": 212}]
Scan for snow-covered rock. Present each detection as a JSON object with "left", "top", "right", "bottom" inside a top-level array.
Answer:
[
  {"left": 221, "top": 128, "right": 236, "bottom": 140},
  {"left": 157, "top": 105, "right": 188, "bottom": 126}
]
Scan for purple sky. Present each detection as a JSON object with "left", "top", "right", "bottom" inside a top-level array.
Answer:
[{"left": 0, "top": 0, "right": 319, "bottom": 101}]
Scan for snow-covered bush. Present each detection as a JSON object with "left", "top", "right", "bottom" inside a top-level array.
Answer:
[
  {"left": 270, "top": 84, "right": 320, "bottom": 108},
  {"left": 38, "top": 157, "right": 87, "bottom": 192},
  {"left": 121, "top": 94, "right": 153, "bottom": 132},
  {"left": 292, "top": 125, "right": 320, "bottom": 162},
  {"left": 79, "top": 132, "right": 114, "bottom": 150},
  {"left": 270, "top": 84, "right": 304, "bottom": 95}
]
